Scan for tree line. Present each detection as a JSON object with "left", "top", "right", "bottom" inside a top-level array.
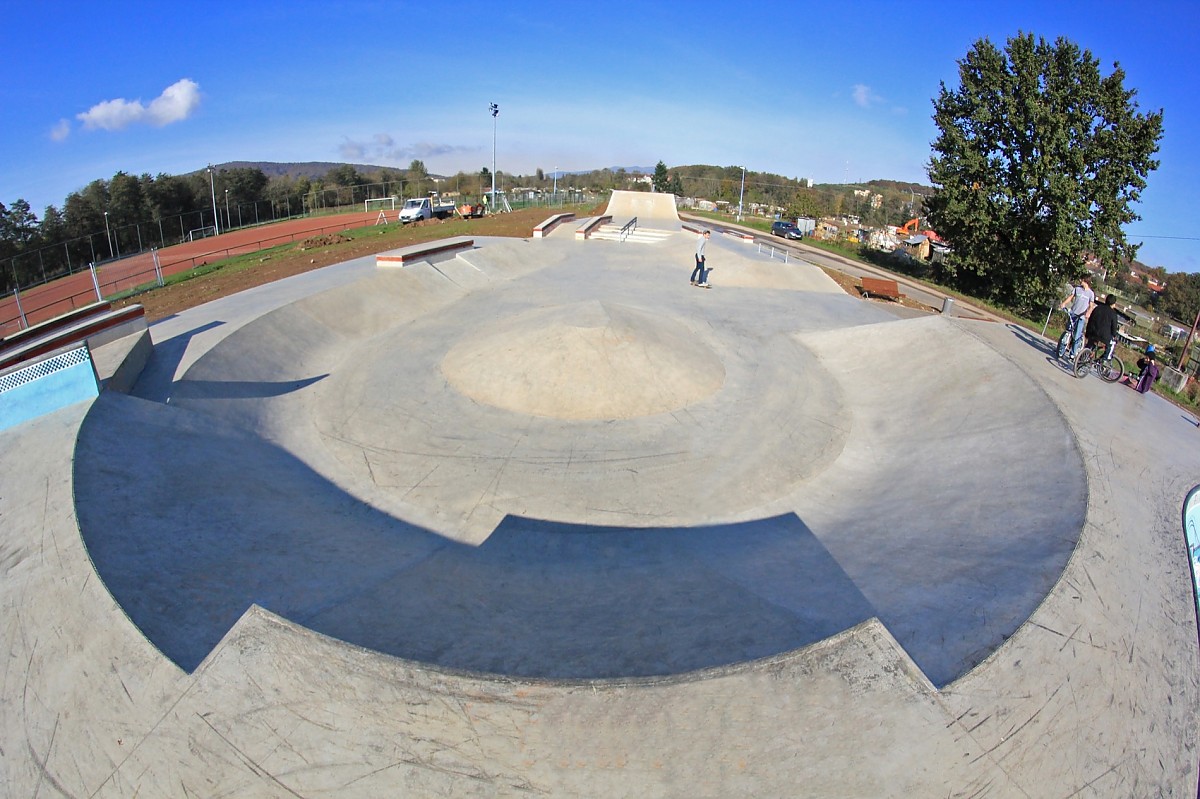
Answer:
[{"left": 0, "top": 155, "right": 938, "bottom": 297}]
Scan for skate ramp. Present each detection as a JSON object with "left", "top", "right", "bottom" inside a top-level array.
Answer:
[
  {"left": 604, "top": 189, "right": 681, "bottom": 225},
  {"left": 72, "top": 239, "right": 1085, "bottom": 687},
  {"left": 441, "top": 300, "right": 727, "bottom": 420}
]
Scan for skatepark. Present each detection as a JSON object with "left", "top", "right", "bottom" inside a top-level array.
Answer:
[{"left": 1, "top": 192, "right": 1198, "bottom": 796}]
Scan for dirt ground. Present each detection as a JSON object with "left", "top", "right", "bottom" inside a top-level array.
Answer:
[
  {"left": 817, "top": 266, "right": 938, "bottom": 314},
  {"left": 118, "top": 207, "right": 558, "bottom": 322}
]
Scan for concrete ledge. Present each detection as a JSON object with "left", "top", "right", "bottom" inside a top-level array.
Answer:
[
  {"left": 376, "top": 237, "right": 474, "bottom": 267},
  {"left": 682, "top": 222, "right": 707, "bottom": 235},
  {"left": 0, "top": 301, "right": 111, "bottom": 348},
  {"left": 0, "top": 305, "right": 146, "bottom": 372},
  {"left": 722, "top": 229, "right": 754, "bottom": 243},
  {"left": 533, "top": 213, "right": 576, "bottom": 238},
  {"left": 93, "top": 329, "right": 152, "bottom": 394},
  {"left": 575, "top": 216, "right": 612, "bottom": 240}
]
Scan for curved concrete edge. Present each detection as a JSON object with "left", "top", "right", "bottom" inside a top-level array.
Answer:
[
  {"left": 1, "top": 404, "right": 191, "bottom": 795},
  {"left": 933, "top": 318, "right": 1200, "bottom": 793},
  {"left": 791, "top": 315, "right": 1086, "bottom": 686}
]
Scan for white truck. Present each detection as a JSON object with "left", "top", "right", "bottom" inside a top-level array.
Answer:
[{"left": 398, "top": 195, "right": 457, "bottom": 223}]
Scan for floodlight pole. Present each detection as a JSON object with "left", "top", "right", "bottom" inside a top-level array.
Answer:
[
  {"left": 737, "top": 166, "right": 746, "bottom": 222},
  {"left": 208, "top": 165, "right": 221, "bottom": 235},
  {"left": 490, "top": 103, "right": 499, "bottom": 210},
  {"left": 103, "top": 211, "right": 114, "bottom": 260}
]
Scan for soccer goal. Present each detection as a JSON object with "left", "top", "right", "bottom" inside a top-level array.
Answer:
[
  {"left": 365, "top": 196, "right": 398, "bottom": 213},
  {"left": 187, "top": 225, "right": 216, "bottom": 242}
]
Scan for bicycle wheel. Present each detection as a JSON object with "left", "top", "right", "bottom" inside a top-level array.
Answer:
[
  {"left": 1057, "top": 330, "right": 1072, "bottom": 359},
  {"left": 1073, "top": 347, "right": 1095, "bottom": 378},
  {"left": 1099, "top": 354, "right": 1125, "bottom": 383}
]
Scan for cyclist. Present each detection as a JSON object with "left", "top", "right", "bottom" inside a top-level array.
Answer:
[
  {"left": 1056, "top": 277, "right": 1095, "bottom": 359},
  {"left": 1083, "top": 293, "right": 1121, "bottom": 360}
]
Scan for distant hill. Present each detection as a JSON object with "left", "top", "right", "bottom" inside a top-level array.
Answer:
[{"left": 212, "top": 162, "right": 660, "bottom": 180}]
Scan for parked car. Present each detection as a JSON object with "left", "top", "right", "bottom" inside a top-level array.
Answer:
[{"left": 771, "top": 221, "right": 803, "bottom": 240}]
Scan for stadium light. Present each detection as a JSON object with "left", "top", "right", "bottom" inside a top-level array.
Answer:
[
  {"left": 490, "top": 103, "right": 499, "bottom": 210},
  {"left": 737, "top": 166, "right": 745, "bottom": 222},
  {"left": 103, "top": 211, "right": 113, "bottom": 260},
  {"left": 208, "top": 165, "right": 221, "bottom": 235}
]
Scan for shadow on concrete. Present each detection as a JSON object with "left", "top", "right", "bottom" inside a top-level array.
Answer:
[
  {"left": 130, "top": 319, "right": 225, "bottom": 403},
  {"left": 1008, "top": 322, "right": 1057, "bottom": 356},
  {"left": 75, "top": 392, "right": 876, "bottom": 679},
  {"left": 170, "top": 374, "right": 328, "bottom": 401}
]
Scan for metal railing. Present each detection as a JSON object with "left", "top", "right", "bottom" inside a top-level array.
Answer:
[
  {"left": 756, "top": 242, "right": 792, "bottom": 264},
  {"left": 618, "top": 217, "right": 638, "bottom": 242}
]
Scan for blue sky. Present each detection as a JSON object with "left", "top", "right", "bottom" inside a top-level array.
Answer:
[{"left": 2, "top": 0, "right": 1197, "bottom": 271}]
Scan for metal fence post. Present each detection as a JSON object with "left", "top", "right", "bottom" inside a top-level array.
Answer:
[
  {"left": 152, "top": 248, "right": 164, "bottom": 287},
  {"left": 88, "top": 262, "right": 103, "bottom": 302},
  {"left": 13, "top": 286, "right": 28, "bottom": 328}
]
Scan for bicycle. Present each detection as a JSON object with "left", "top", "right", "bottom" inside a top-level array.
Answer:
[
  {"left": 1056, "top": 310, "right": 1086, "bottom": 363},
  {"left": 1073, "top": 340, "right": 1125, "bottom": 382}
]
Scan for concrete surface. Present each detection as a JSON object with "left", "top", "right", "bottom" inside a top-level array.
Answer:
[{"left": 2, "top": 212, "right": 1199, "bottom": 796}]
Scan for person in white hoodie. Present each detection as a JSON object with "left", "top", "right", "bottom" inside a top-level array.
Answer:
[{"left": 691, "top": 229, "right": 712, "bottom": 288}]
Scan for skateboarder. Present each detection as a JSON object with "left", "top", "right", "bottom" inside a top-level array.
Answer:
[{"left": 691, "top": 230, "right": 711, "bottom": 287}]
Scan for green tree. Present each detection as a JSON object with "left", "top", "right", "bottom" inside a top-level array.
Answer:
[
  {"left": 407, "top": 159, "right": 429, "bottom": 197},
  {"left": 1154, "top": 272, "right": 1200, "bottom": 325},
  {"left": 926, "top": 32, "right": 1163, "bottom": 312},
  {"left": 652, "top": 160, "right": 670, "bottom": 193},
  {"left": 786, "top": 189, "right": 825, "bottom": 220}
]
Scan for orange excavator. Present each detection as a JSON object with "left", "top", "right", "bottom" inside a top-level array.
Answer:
[{"left": 897, "top": 217, "right": 943, "bottom": 243}]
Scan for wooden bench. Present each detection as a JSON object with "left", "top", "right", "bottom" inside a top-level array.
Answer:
[{"left": 859, "top": 276, "right": 903, "bottom": 301}]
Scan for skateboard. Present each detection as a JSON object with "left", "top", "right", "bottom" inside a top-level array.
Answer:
[{"left": 1183, "top": 485, "right": 1200, "bottom": 647}]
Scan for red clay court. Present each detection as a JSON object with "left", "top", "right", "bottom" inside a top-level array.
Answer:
[{"left": 1, "top": 210, "right": 384, "bottom": 336}]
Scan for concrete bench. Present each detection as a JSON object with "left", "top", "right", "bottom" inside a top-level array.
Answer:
[
  {"left": 860, "top": 276, "right": 903, "bottom": 301},
  {"left": 0, "top": 304, "right": 146, "bottom": 372},
  {"left": 1, "top": 301, "right": 111, "bottom": 348},
  {"left": 376, "top": 237, "right": 474, "bottom": 267},
  {"left": 534, "top": 213, "right": 576, "bottom": 238},
  {"left": 575, "top": 216, "right": 612, "bottom": 240}
]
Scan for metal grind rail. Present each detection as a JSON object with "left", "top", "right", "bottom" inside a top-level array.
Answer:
[{"left": 618, "top": 217, "right": 638, "bottom": 242}]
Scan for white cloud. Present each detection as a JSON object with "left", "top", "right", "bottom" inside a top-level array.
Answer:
[
  {"left": 77, "top": 78, "right": 201, "bottom": 131},
  {"left": 852, "top": 83, "right": 881, "bottom": 108},
  {"left": 339, "top": 133, "right": 478, "bottom": 165},
  {"left": 49, "top": 119, "right": 71, "bottom": 142}
]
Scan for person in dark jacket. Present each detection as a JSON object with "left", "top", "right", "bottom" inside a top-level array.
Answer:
[
  {"left": 1135, "top": 352, "right": 1160, "bottom": 394},
  {"left": 1084, "top": 294, "right": 1121, "bottom": 359}
]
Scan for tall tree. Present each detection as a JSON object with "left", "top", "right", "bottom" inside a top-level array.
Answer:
[
  {"left": 926, "top": 32, "right": 1163, "bottom": 312},
  {"left": 1154, "top": 272, "right": 1200, "bottom": 325},
  {"left": 651, "top": 161, "right": 670, "bottom": 193},
  {"left": 407, "top": 160, "right": 429, "bottom": 197}
]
